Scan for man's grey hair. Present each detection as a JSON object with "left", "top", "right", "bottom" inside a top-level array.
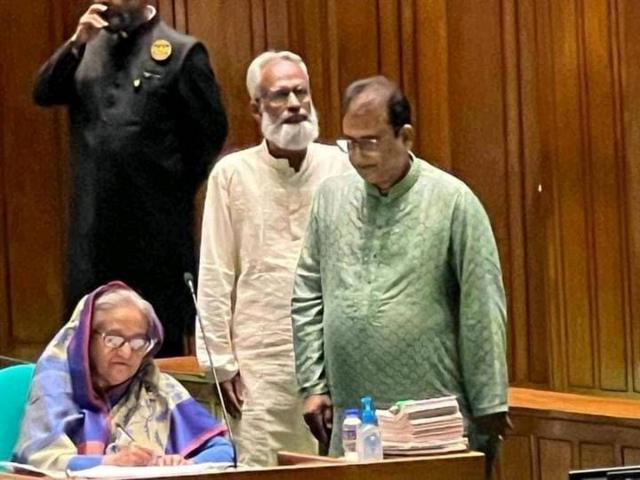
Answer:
[
  {"left": 246, "top": 50, "right": 309, "bottom": 100},
  {"left": 93, "top": 287, "right": 154, "bottom": 332}
]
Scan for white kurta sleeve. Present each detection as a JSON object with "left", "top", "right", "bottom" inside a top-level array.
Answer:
[{"left": 196, "top": 164, "right": 238, "bottom": 382}]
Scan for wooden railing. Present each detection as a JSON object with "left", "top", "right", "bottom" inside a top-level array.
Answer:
[{"left": 496, "top": 388, "right": 640, "bottom": 479}]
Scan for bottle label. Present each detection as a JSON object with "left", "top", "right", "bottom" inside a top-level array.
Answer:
[{"left": 343, "top": 429, "right": 357, "bottom": 441}]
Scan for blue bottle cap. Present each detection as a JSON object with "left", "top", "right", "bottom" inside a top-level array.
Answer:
[
  {"left": 360, "top": 396, "right": 377, "bottom": 425},
  {"left": 344, "top": 408, "right": 359, "bottom": 417}
]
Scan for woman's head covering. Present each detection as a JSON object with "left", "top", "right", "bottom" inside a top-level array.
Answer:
[
  {"left": 13, "top": 281, "right": 225, "bottom": 471},
  {"left": 68, "top": 281, "right": 163, "bottom": 410}
]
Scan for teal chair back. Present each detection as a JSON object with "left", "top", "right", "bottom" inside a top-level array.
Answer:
[{"left": 0, "top": 364, "right": 35, "bottom": 461}]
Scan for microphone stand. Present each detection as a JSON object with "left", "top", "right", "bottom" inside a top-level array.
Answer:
[{"left": 184, "top": 273, "right": 238, "bottom": 470}]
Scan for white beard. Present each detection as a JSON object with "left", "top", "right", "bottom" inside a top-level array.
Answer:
[{"left": 261, "top": 106, "right": 320, "bottom": 150}]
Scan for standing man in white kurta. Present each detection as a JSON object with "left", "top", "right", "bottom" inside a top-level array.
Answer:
[{"left": 196, "top": 51, "right": 351, "bottom": 466}]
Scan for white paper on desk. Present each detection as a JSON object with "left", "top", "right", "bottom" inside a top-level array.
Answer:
[
  {"left": 67, "top": 462, "right": 233, "bottom": 478},
  {"left": 0, "top": 460, "right": 66, "bottom": 478}
]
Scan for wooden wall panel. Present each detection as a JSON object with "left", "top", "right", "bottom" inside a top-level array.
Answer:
[
  {"left": 377, "top": 1, "right": 401, "bottom": 83},
  {"left": 622, "top": 448, "right": 640, "bottom": 465},
  {"left": 263, "top": 0, "right": 290, "bottom": 49},
  {"left": 156, "top": 0, "right": 176, "bottom": 25},
  {"left": 550, "top": 0, "right": 595, "bottom": 390},
  {"left": 516, "top": 0, "right": 552, "bottom": 387},
  {"left": 1, "top": 1, "right": 65, "bottom": 352},
  {"left": 414, "top": 0, "right": 451, "bottom": 169},
  {"left": 499, "top": 388, "right": 640, "bottom": 478},
  {"left": 579, "top": 443, "right": 616, "bottom": 469},
  {"left": 184, "top": 0, "right": 261, "bottom": 151},
  {"left": 497, "top": 435, "right": 534, "bottom": 480},
  {"left": 527, "top": 0, "right": 639, "bottom": 396},
  {"left": 582, "top": 0, "right": 628, "bottom": 393},
  {"left": 619, "top": 0, "right": 640, "bottom": 395},
  {"left": 539, "top": 439, "right": 573, "bottom": 480},
  {"left": 0, "top": 1, "right": 10, "bottom": 354},
  {"left": 501, "top": 0, "right": 530, "bottom": 385},
  {"left": 331, "top": 0, "right": 380, "bottom": 95},
  {"left": 397, "top": 1, "right": 418, "bottom": 155},
  {"left": 288, "top": 0, "right": 341, "bottom": 139}
]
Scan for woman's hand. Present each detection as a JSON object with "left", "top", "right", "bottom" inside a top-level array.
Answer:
[
  {"left": 102, "top": 444, "right": 154, "bottom": 466},
  {"left": 153, "top": 454, "right": 192, "bottom": 466}
]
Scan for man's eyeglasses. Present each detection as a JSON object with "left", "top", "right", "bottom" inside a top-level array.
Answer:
[
  {"left": 336, "top": 138, "right": 380, "bottom": 154},
  {"left": 260, "top": 87, "right": 310, "bottom": 106},
  {"left": 93, "top": 331, "right": 155, "bottom": 353}
]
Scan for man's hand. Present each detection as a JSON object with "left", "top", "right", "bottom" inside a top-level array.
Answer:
[
  {"left": 220, "top": 373, "right": 244, "bottom": 419},
  {"left": 102, "top": 444, "right": 154, "bottom": 466},
  {"left": 474, "top": 412, "right": 513, "bottom": 438},
  {"left": 71, "top": 4, "right": 109, "bottom": 46},
  {"left": 303, "top": 394, "right": 333, "bottom": 453}
]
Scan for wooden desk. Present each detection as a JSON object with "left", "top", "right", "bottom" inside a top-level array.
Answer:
[
  {"left": 153, "top": 358, "right": 485, "bottom": 478},
  {"left": 497, "top": 387, "right": 640, "bottom": 480},
  {"left": 0, "top": 452, "right": 484, "bottom": 479},
  {"left": 155, "top": 356, "right": 202, "bottom": 376}
]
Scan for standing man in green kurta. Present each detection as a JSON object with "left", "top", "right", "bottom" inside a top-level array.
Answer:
[{"left": 291, "top": 76, "right": 509, "bottom": 478}]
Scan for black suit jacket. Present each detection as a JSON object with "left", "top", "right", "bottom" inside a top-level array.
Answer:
[{"left": 34, "top": 15, "right": 228, "bottom": 355}]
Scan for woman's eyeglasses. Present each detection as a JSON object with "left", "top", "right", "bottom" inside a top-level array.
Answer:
[{"left": 93, "top": 331, "right": 155, "bottom": 353}]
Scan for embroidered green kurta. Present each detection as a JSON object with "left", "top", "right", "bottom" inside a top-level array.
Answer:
[{"left": 291, "top": 156, "right": 508, "bottom": 452}]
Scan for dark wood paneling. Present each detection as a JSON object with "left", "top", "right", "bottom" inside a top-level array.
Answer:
[
  {"left": 497, "top": 435, "right": 534, "bottom": 480},
  {"left": 516, "top": 0, "right": 552, "bottom": 387},
  {"left": 398, "top": 1, "right": 417, "bottom": 150},
  {"left": 288, "top": 0, "right": 341, "bottom": 140},
  {"left": 539, "top": 439, "right": 573, "bottom": 480},
  {"left": 377, "top": 1, "right": 401, "bottom": 84},
  {"left": 0, "top": 0, "right": 11, "bottom": 354},
  {"left": 414, "top": 0, "right": 451, "bottom": 170},
  {"left": 497, "top": 388, "right": 640, "bottom": 478},
  {"left": 619, "top": 0, "right": 640, "bottom": 395},
  {"left": 184, "top": 0, "right": 260, "bottom": 151},
  {"left": 622, "top": 447, "right": 640, "bottom": 465},
  {"left": 550, "top": 0, "right": 594, "bottom": 390},
  {"left": 2, "top": 1, "right": 65, "bottom": 350},
  {"left": 501, "top": 0, "right": 529, "bottom": 385},
  {"left": 264, "top": 0, "right": 290, "bottom": 49},
  {"left": 332, "top": 0, "right": 379, "bottom": 96},
  {"left": 580, "top": 443, "right": 616, "bottom": 469},
  {"left": 156, "top": 0, "right": 175, "bottom": 25},
  {"left": 582, "top": 0, "right": 628, "bottom": 393}
]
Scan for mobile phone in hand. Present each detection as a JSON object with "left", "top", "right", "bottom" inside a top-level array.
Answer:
[{"left": 97, "top": 3, "right": 129, "bottom": 33}]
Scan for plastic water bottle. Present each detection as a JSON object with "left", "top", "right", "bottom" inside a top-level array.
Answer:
[
  {"left": 356, "top": 396, "right": 383, "bottom": 461},
  {"left": 342, "top": 408, "right": 361, "bottom": 461}
]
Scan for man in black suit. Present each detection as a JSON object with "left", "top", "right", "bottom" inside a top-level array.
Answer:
[{"left": 34, "top": 0, "right": 228, "bottom": 356}]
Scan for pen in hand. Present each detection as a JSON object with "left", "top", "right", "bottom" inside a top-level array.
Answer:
[
  {"left": 102, "top": 423, "right": 155, "bottom": 466},
  {"left": 115, "top": 423, "right": 136, "bottom": 443},
  {"left": 113, "top": 423, "right": 191, "bottom": 466}
]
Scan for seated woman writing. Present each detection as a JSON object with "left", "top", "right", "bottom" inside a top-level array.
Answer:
[{"left": 13, "top": 281, "right": 233, "bottom": 471}]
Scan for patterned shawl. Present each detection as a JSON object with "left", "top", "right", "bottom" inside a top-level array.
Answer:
[{"left": 13, "top": 281, "right": 225, "bottom": 471}]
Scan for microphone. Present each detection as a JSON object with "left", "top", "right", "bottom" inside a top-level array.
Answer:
[{"left": 183, "top": 272, "right": 238, "bottom": 469}]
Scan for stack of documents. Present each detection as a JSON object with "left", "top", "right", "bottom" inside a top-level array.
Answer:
[{"left": 377, "top": 396, "right": 468, "bottom": 456}]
